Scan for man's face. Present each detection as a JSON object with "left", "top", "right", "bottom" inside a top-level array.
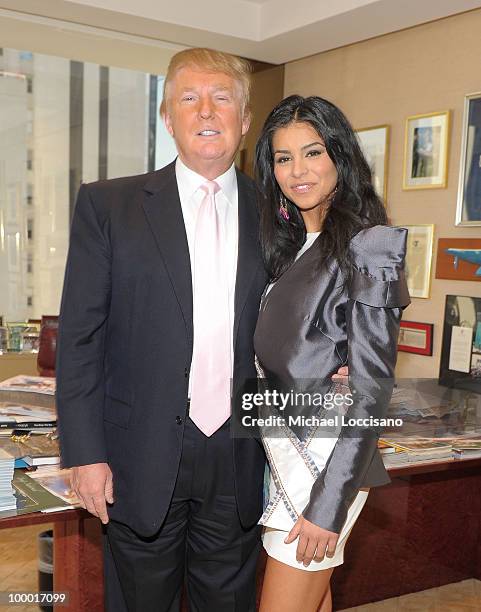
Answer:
[{"left": 164, "top": 66, "right": 250, "bottom": 179}]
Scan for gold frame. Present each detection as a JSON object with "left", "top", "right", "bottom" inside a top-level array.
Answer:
[
  {"left": 355, "top": 124, "right": 390, "bottom": 204},
  {"left": 403, "top": 224, "right": 434, "bottom": 299},
  {"left": 456, "top": 92, "right": 481, "bottom": 226},
  {"left": 403, "top": 111, "right": 450, "bottom": 190}
]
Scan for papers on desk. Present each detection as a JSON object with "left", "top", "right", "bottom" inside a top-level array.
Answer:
[
  {"left": 0, "top": 375, "right": 56, "bottom": 395},
  {"left": 0, "top": 432, "right": 59, "bottom": 466},
  {"left": 380, "top": 436, "right": 453, "bottom": 464},
  {"left": 10, "top": 470, "right": 72, "bottom": 515},
  {"left": 381, "top": 433, "right": 481, "bottom": 466},
  {"left": 28, "top": 466, "right": 78, "bottom": 506},
  {"left": 0, "top": 449, "right": 16, "bottom": 511},
  {"left": 0, "top": 402, "right": 57, "bottom": 431}
]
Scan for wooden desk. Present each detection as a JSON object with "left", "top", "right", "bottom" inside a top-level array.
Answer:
[
  {"left": 0, "top": 353, "right": 38, "bottom": 380},
  {"left": 0, "top": 509, "right": 103, "bottom": 612},
  {"left": 2, "top": 457, "right": 480, "bottom": 611},
  {"left": 331, "top": 457, "right": 481, "bottom": 609}
]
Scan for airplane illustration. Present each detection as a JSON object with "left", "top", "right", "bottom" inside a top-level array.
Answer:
[{"left": 445, "top": 248, "right": 481, "bottom": 276}]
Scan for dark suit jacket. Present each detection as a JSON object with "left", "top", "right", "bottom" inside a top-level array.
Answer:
[
  {"left": 254, "top": 225, "right": 410, "bottom": 533},
  {"left": 56, "top": 161, "right": 267, "bottom": 537}
]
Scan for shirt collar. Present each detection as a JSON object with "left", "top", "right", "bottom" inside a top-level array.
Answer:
[{"left": 175, "top": 157, "right": 237, "bottom": 203}]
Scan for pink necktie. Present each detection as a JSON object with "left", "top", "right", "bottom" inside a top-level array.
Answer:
[{"left": 189, "top": 181, "right": 232, "bottom": 436}]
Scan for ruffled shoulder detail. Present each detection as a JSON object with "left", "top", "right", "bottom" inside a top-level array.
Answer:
[{"left": 348, "top": 225, "right": 411, "bottom": 308}]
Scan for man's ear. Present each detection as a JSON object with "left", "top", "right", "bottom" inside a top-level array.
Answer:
[
  {"left": 163, "top": 110, "right": 174, "bottom": 137},
  {"left": 241, "top": 110, "right": 251, "bottom": 137}
]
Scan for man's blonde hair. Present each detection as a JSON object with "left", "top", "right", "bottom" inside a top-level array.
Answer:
[{"left": 160, "top": 48, "right": 252, "bottom": 116}]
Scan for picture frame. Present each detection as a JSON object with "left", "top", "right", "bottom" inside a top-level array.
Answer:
[
  {"left": 456, "top": 92, "right": 481, "bottom": 226},
  {"left": 355, "top": 125, "right": 389, "bottom": 203},
  {"left": 435, "top": 238, "right": 481, "bottom": 282},
  {"left": 398, "top": 321, "right": 433, "bottom": 355},
  {"left": 439, "top": 295, "right": 481, "bottom": 393},
  {"left": 404, "top": 224, "right": 434, "bottom": 298},
  {"left": 403, "top": 111, "right": 450, "bottom": 190}
]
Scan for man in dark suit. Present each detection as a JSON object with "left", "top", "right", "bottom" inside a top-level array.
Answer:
[{"left": 56, "top": 48, "right": 267, "bottom": 611}]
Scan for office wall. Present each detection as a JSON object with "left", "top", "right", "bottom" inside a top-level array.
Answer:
[
  {"left": 243, "top": 65, "right": 285, "bottom": 177},
  {"left": 284, "top": 9, "right": 481, "bottom": 378}
]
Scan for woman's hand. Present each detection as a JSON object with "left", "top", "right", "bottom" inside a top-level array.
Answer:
[{"left": 285, "top": 515, "right": 339, "bottom": 567}]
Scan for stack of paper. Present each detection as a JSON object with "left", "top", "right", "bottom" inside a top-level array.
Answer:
[
  {"left": 380, "top": 436, "right": 453, "bottom": 464},
  {"left": 0, "top": 448, "right": 16, "bottom": 511},
  {"left": 0, "top": 375, "right": 56, "bottom": 395},
  {"left": 0, "top": 375, "right": 56, "bottom": 410},
  {"left": 0, "top": 402, "right": 57, "bottom": 434}
]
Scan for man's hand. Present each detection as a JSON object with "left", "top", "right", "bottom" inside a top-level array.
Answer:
[
  {"left": 285, "top": 515, "right": 339, "bottom": 567},
  {"left": 71, "top": 463, "right": 114, "bottom": 524},
  {"left": 331, "top": 365, "right": 348, "bottom": 385}
]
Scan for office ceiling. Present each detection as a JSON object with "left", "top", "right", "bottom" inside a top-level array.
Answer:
[{"left": 3, "top": 0, "right": 481, "bottom": 64}]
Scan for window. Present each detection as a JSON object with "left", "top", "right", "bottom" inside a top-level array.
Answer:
[{"left": 0, "top": 39, "right": 177, "bottom": 321}]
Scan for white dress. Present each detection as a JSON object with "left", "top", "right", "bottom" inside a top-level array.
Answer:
[{"left": 258, "top": 233, "right": 369, "bottom": 571}]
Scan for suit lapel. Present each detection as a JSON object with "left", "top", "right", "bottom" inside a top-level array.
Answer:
[
  {"left": 142, "top": 162, "right": 193, "bottom": 345},
  {"left": 234, "top": 170, "right": 262, "bottom": 347}
]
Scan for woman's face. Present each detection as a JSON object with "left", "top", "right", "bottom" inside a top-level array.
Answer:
[{"left": 272, "top": 121, "right": 338, "bottom": 232}]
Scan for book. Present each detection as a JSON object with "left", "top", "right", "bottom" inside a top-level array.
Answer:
[
  {"left": 0, "top": 376, "right": 56, "bottom": 409},
  {"left": 28, "top": 467, "right": 78, "bottom": 506},
  {"left": 0, "top": 448, "right": 16, "bottom": 511},
  {"left": 8, "top": 470, "right": 71, "bottom": 515},
  {"left": 23, "top": 454, "right": 60, "bottom": 467},
  {"left": 0, "top": 375, "right": 56, "bottom": 395},
  {"left": 0, "top": 401, "right": 57, "bottom": 430},
  {"left": 0, "top": 432, "right": 59, "bottom": 466}
]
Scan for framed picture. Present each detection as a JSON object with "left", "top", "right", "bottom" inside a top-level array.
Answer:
[
  {"left": 398, "top": 321, "right": 433, "bottom": 355},
  {"left": 439, "top": 295, "right": 481, "bottom": 393},
  {"left": 456, "top": 93, "right": 481, "bottom": 226},
  {"left": 435, "top": 238, "right": 481, "bottom": 282},
  {"left": 403, "top": 111, "right": 450, "bottom": 189},
  {"left": 355, "top": 125, "right": 389, "bottom": 203},
  {"left": 404, "top": 225, "right": 434, "bottom": 298}
]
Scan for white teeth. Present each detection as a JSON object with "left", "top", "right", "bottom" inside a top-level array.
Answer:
[
  {"left": 293, "top": 184, "right": 311, "bottom": 191},
  {"left": 199, "top": 130, "right": 219, "bottom": 136}
]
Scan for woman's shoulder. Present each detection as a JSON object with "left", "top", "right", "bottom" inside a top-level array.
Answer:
[
  {"left": 347, "top": 225, "right": 410, "bottom": 308},
  {"left": 349, "top": 225, "right": 407, "bottom": 271}
]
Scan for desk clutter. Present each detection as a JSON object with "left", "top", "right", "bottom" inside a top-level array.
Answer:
[{"left": 0, "top": 375, "right": 78, "bottom": 518}]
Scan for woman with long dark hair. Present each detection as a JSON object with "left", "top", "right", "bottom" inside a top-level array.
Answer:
[{"left": 254, "top": 96, "right": 410, "bottom": 611}]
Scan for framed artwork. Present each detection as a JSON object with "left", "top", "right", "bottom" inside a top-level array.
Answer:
[
  {"left": 398, "top": 321, "right": 433, "bottom": 355},
  {"left": 404, "top": 224, "right": 434, "bottom": 298},
  {"left": 435, "top": 238, "right": 481, "bottom": 282},
  {"left": 456, "top": 92, "right": 481, "bottom": 226},
  {"left": 355, "top": 125, "right": 389, "bottom": 203},
  {"left": 403, "top": 111, "right": 450, "bottom": 189},
  {"left": 439, "top": 295, "right": 481, "bottom": 393}
]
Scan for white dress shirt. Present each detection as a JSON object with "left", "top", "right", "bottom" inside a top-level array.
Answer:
[{"left": 175, "top": 157, "right": 239, "bottom": 391}]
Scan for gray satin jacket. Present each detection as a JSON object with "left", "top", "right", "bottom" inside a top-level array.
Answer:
[{"left": 254, "top": 225, "right": 410, "bottom": 533}]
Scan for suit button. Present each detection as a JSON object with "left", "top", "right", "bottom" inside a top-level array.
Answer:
[
  {"left": 176, "top": 416, "right": 183, "bottom": 425},
  {"left": 184, "top": 368, "right": 189, "bottom": 378}
]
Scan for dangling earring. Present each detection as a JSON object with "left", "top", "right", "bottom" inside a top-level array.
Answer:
[
  {"left": 329, "top": 186, "right": 339, "bottom": 201},
  {"left": 279, "top": 194, "right": 290, "bottom": 221}
]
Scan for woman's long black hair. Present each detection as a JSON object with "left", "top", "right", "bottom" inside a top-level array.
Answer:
[{"left": 254, "top": 95, "right": 387, "bottom": 280}]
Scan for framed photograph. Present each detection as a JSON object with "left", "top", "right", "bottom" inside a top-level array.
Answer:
[
  {"left": 435, "top": 238, "right": 481, "bottom": 282},
  {"left": 456, "top": 93, "right": 481, "bottom": 226},
  {"left": 403, "top": 111, "right": 450, "bottom": 189},
  {"left": 404, "top": 225, "right": 434, "bottom": 298},
  {"left": 439, "top": 295, "right": 481, "bottom": 393},
  {"left": 355, "top": 125, "right": 389, "bottom": 203},
  {"left": 398, "top": 321, "right": 433, "bottom": 355}
]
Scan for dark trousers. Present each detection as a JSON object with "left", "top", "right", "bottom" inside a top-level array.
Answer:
[{"left": 106, "top": 418, "right": 261, "bottom": 612}]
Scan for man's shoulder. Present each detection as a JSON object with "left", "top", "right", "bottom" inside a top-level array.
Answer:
[{"left": 82, "top": 162, "right": 176, "bottom": 202}]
